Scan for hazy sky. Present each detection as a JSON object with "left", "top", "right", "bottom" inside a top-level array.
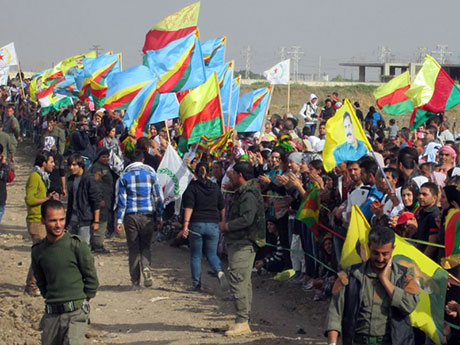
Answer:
[{"left": 2, "top": 0, "right": 459, "bottom": 80}]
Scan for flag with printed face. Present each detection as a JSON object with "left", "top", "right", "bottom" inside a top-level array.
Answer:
[
  {"left": 263, "top": 59, "right": 290, "bottom": 85},
  {"left": 341, "top": 205, "right": 448, "bottom": 345},
  {"left": 0, "top": 43, "right": 18, "bottom": 68},
  {"left": 157, "top": 145, "right": 194, "bottom": 206},
  {"left": 323, "top": 99, "right": 372, "bottom": 172}
]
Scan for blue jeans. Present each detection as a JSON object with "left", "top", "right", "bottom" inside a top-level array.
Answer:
[
  {"left": 188, "top": 222, "right": 222, "bottom": 287},
  {"left": 0, "top": 205, "right": 5, "bottom": 223},
  {"left": 304, "top": 123, "right": 317, "bottom": 136}
]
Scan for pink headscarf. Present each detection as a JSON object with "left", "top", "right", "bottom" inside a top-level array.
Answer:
[{"left": 439, "top": 145, "right": 457, "bottom": 161}]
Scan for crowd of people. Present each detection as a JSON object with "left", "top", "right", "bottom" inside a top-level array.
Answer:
[{"left": 3, "top": 75, "right": 460, "bottom": 344}]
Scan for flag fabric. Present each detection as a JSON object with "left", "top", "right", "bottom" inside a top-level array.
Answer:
[
  {"left": 143, "top": 31, "right": 206, "bottom": 93},
  {"left": 235, "top": 85, "right": 272, "bottom": 133},
  {"left": 442, "top": 208, "right": 460, "bottom": 269},
  {"left": 104, "top": 65, "right": 155, "bottom": 110},
  {"left": 228, "top": 75, "right": 241, "bottom": 128},
  {"left": 157, "top": 145, "right": 194, "bottom": 206},
  {"left": 0, "top": 42, "right": 18, "bottom": 68},
  {"left": 142, "top": 2, "right": 200, "bottom": 53},
  {"left": 89, "top": 81, "right": 107, "bottom": 108},
  {"left": 409, "top": 106, "right": 438, "bottom": 131},
  {"left": 202, "top": 37, "right": 226, "bottom": 67},
  {"left": 206, "top": 61, "right": 234, "bottom": 129},
  {"left": 77, "top": 53, "right": 121, "bottom": 99},
  {"left": 123, "top": 80, "right": 179, "bottom": 138},
  {"left": 53, "top": 51, "right": 97, "bottom": 76},
  {"left": 0, "top": 67, "right": 9, "bottom": 86},
  {"left": 323, "top": 99, "right": 372, "bottom": 172},
  {"left": 178, "top": 72, "right": 223, "bottom": 144},
  {"left": 53, "top": 76, "right": 79, "bottom": 98},
  {"left": 341, "top": 205, "right": 449, "bottom": 345},
  {"left": 196, "top": 129, "right": 234, "bottom": 159},
  {"left": 373, "top": 71, "right": 413, "bottom": 115},
  {"left": 295, "top": 185, "right": 321, "bottom": 238},
  {"left": 405, "top": 54, "right": 460, "bottom": 113},
  {"left": 263, "top": 59, "right": 290, "bottom": 85}
]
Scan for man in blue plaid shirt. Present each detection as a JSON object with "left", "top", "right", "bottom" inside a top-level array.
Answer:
[{"left": 115, "top": 149, "right": 164, "bottom": 288}]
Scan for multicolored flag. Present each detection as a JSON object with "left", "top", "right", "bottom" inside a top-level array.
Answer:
[
  {"left": 202, "top": 37, "right": 226, "bottom": 67},
  {"left": 178, "top": 72, "right": 223, "bottom": 144},
  {"left": 323, "top": 99, "right": 372, "bottom": 172},
  {"left": 88, "top": 81, "right": 107, "bottom": 108},
  {"left": 0, "top": 42, "right": 18, "bottom": 68},
  {"left": 263, "top": 59, "right": 290, "bottom": 85},
  {"left": 53, "top": 50, "right": 97, "bottom": 76},
  {"left": 296, "top": 185, "right": 321, "bottom": 238},
  {"left": 341, "top": 205, "right": 448, "bottom": 345},
  {"left": 53, "top": 76, "right": 79, "bottom": 99},
  {"left": 373, "top": 71, "right": 413, "bottom": 115},
  {"left": 143, "top": 31, "right": 206, "bottom": 93},
  {"left": 142, "top": 2, "right": 200, "bottom": 53},
  {"left": 235, "top": 85, "right": 272, "bottom": 133},
  {"left": 405, "top": 54, "right": 460, "bottom": 113},
  {"left": 206, "top": 61, "right": 234, "bottom": 130},
  {"left": 442, "top": 207, "right": 460, "bottom": 269},
  {"left": 157, "top": 145, "right": 194, "bottom": 206},
  {"left": 104, "top": 65, "right": 155, "bottom": 110},
  {"left": 228, "top": 75, "right": 241, "bottom": 128},
  {"left": 123, "top": 80, "right": 179, "bottom": 138},
  {"left": 196, "top": 129, "right": 234, "bottom": 159},
  {"left": 409, "top": 106, "right": 438, "bottom": 131}
]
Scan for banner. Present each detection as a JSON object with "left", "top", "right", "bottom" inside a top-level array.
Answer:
[
  {"left": 263, "top": 59, "right": 290, "bottom": 85},
  {"left": 0, "top": 42, "right": 18, "bottom": 68}
]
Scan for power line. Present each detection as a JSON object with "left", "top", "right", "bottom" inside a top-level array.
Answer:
[
  {"left": 431, "top": 45, "right": 452, "bottom": 64},
  {"left": 241, "top": 45, "right": 251, "bottom": 79},
  {"left": 287, "top": 46, "right": 304, "bottom": 81},
  {"left": 378, "top": 46, "right": 392, "bottom": 63},
  {"left": 90, "top": 44, "right": 103, "bottom": 57},
  {"left": 278, "top": 46, "right": 287, "bottom": 61}
]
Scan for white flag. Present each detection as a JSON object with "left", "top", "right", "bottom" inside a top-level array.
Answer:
[
  {"left": 0, "top": 42, "right": 18, "bottom": 68},
  {"left": 0, "top": 67, "right": 9, "bottom": 86},
  {"left": 263, "top": 59, "right": 290, "bottom": 85},
  {"left": 157, "top": 145, "right": 194, "bottom": 206}
]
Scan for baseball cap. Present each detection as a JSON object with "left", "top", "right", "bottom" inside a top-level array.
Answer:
[{"left": 397, "top": 212, "right": 415, "bottom": 226}]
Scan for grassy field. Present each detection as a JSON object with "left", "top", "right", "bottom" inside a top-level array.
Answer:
[{"left": 241, "top": 83, "right": 460, "bottom": 130}]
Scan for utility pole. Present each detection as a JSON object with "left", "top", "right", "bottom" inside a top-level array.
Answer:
[
  {"left": 431, "top": 45, "right": 452, "bottom": 64},
  {"left": 288, "top": 46, "right": 304, "bottom": 82},
  {"left": 415, "top": 46, "right": 428, "bottom": 63},
  {"left": 90, "top": 44, "right": 103, "bottom": 57},
  {"left": 278, "top": 46, "right": 287, "bottom": 61},
  {"left": 378, "top": 46, "right": 392, "bottom": 63},
  {"left": 242, "top": 45, "right": 251, "bottom": 79},
  {"left": 318, "top": 56, "right": 322, "bottom": 81}
]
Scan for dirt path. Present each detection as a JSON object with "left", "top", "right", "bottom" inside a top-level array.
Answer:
[{"left": 0, "top": 141, "right": 327, "bottom": 345}]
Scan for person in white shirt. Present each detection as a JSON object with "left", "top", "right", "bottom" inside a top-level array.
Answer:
[{"left": 299, "top": 94, "right": 318, "bottom": 135}]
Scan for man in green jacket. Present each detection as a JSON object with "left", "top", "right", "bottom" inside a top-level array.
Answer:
[
  {"left": 24, "top": 151, "right": 59, "bottom": 296},
  {"left": 219, "top": 161, "right": 265, "bottom": 336},
  {"left": 32, "top": 199, "right": 99, "bottom": 345}
]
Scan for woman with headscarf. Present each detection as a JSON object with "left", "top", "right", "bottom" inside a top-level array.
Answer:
[
  {"left": 179, "top": 162, "right": 229, "bottom": 292},
  {"left": 98, "top": 125, "right": 124, "bottom": 177}
]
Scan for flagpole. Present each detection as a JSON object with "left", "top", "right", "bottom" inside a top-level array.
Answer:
[
  {"left": 17, "top": 62, "right": 26, "bottom": 98},
  {"left": 214, "top": 72, "right": 225, "bottom": 134},
  {"left": 371, "top": 150, "right": 394, "bottom": 194},
  {"left": 164, "top": 120, "right": 171, "bottom": 144},
  {"left": 260, "top": 85, "right": 274, "bottom": 135},
  {"left": 287, "top": 82, "right": 291, "bottom": 113},
  {"left": 226, "top": 61, "right": 235, "bottom": 129},
  {"left": 119, "top": 52, "right": 123, "bottom": 72}
]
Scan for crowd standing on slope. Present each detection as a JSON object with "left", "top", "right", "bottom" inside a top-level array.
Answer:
[{"left": 3, "top": 75, "right": 460, "bottom": 344}]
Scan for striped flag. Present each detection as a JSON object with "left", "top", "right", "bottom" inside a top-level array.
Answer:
[
  {"left": 373, "top": 71, "right": 413, "bottom": 115},
  {"left": 202, "top": 37, "right": 226, "bottom": 67},
  {"left": 235, "top": 85, "right": 272, "bottom": 133}
]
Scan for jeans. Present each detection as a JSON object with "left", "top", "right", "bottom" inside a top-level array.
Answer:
[
  {"left": 69, "top": 219, "right": 90, "bottom": 245},
  {"left": 0, "top": 205, "right": 5, "bottom": 223},
  {"left": 304, "top": 123, "right": 317, "bottom": 136},
  {"left": 188, "top": 222, "right": 222, "bottom": 288}
]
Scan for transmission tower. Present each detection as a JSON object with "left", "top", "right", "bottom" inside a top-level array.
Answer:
[
  {"left": 431, "top": 45, "right": 452, "bottom": 64},
  {"left": 278, "top": 46, "right": 287, "bottom": 61},
  {"left": 415, "top": 46, "right": 428, "bottom": 63},
  {"left": 288, "top": 46, "right": 304, "bottom": 81},
  {"left": 378, "top": 46, "right": 392, "bottom": 63},
  {"left": 90, "top": 44, "right": 103, "bottom": 57},
  {"left": 242, "top": 46, "right": 251, "bottom": 79}
]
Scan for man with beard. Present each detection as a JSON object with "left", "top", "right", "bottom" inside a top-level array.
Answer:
[{"left": 325, "top": 226, "right": 420, "bottom": 345}]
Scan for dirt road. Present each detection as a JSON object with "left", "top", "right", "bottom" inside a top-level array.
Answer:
[{"left": 0, "top": 141, "right": 327, "bottom": 345}]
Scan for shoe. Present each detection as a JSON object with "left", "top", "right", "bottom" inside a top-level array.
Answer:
[
  {"left": 24, "top": 286, "right": 41, "bottom": 297},
  {"left": 91, "top": 247, "right": 110, "bottom": 254},
  {"left": 131, "top": 280, "right": 141, "bottom": 290},
  {"left": 303, "top": 280, "right": 314, "bottom": 291},
  {"left": 225, "top": 321, "right": 251, "bottom": 336},
  {"left": 142, "top": 267, "right": 153, "bottom": 287},
  {"left": 186, "top": 285, "right": 201, "bottom": 293},
  {"left": 217, "top": 271, "right": 229, "bottom": 292}
]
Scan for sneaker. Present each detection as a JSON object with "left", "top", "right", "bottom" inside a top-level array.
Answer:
[
  {"left": 303, "top": 280, "right": 314, "bottom": 291},
  {"left": 24, "top": 286, "right": 41, "bottom": 297},
  {"left": 217, "top": 271, "right": 229, "bottom": 292},
  {"left": 142, "top": 267, "right": 153, "bottom": 287},
  {"left": 131, "top": 280, "right": 141, "bottom": 290},
  {"left": 225, "top": 321, "right": 251, "bottom": 336},
  {"left": 186, "top": 285, "right": 201, "bottom": 293}
]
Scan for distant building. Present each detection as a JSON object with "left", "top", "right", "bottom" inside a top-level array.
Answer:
[{"left": 340, "top": 61, "right": 460, "bottom": 82}]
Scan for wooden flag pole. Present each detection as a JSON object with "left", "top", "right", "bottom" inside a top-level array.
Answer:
[
  {"left": 226, "top": 61, "right": 235, "bottom": 129},
  {"left": 260, "top": 85, "right": 274, "bottom": 135},
  {"left": 164, "top": 120, "right": 171, "bottom": 144},
  {"left": 17, "top": 62, "right": 26, "bottom": 98},
  {"left": 214, "top": 73, "right": 226, "bottom": 134},
  {"left": 287, "top": 82, "right": 291, "bottom": 113}
]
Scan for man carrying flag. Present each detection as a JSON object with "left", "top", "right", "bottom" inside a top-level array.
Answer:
[{"left": 326, "top": 226, "right": 420, "bottom": 345}]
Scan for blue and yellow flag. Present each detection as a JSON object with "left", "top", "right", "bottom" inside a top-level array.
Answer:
[
  {"left": 341, "top": 205, "right": 448, "bottom": 345},
  {"left": 323, "top": 99, "right": 372, "bottom": 172}
]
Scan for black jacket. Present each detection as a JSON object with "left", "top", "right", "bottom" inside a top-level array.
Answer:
[
  {"left": 66, "top": 172, "right": 102, "bottom": 227},
  {"left": 182, "top": 179, "right": 224, "bottom": 223}
]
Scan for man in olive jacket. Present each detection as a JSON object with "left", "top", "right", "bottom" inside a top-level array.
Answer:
[{"left": 219, "top": 161, "right": 265, "bottom": 336}]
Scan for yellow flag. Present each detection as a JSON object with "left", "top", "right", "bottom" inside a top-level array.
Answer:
[
  {"left": 340, "top": 205, "right": 448, "bottom": 345},
  {"left": 323, "top": 99, "right": 372, "bottom": 172},
  {"left": 54, "top": 50, "right": 97, "bottom": 75}
]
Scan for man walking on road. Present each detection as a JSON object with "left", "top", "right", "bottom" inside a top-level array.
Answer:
[
  {"left": 219, "top": 161, "right": 266, "bottom": 336},
  {"left": 115, "top": 149, "right": 164, "bottom": 288},
  {"left": 32, "top": 199, "right": 99, "bottom": 345}
]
